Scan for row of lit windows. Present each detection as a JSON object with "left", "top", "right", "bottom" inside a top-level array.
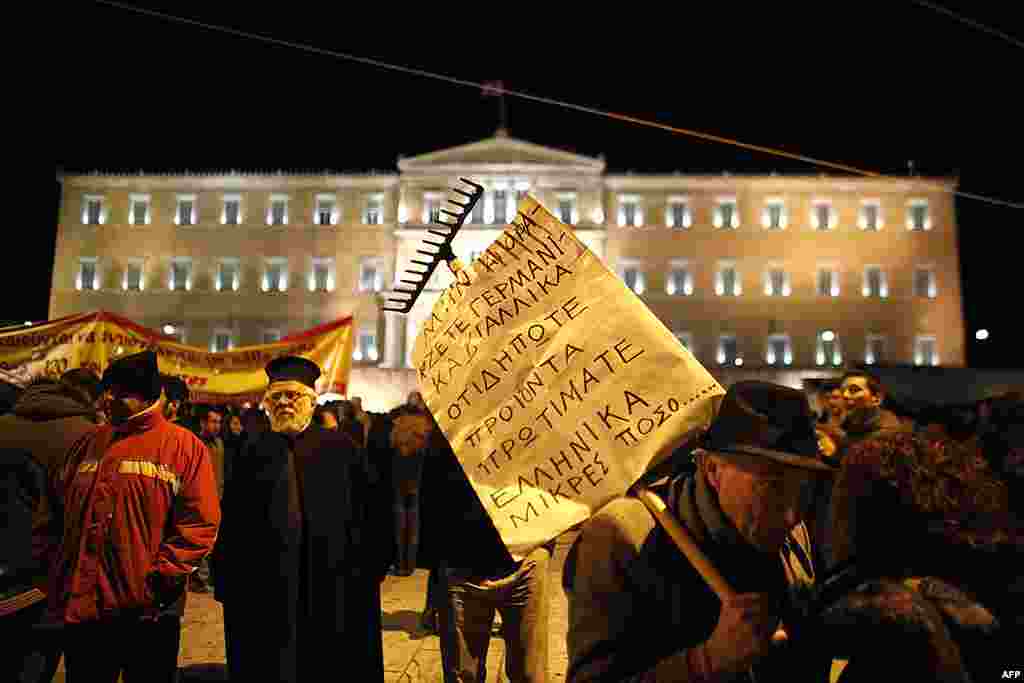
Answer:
[
  {"left": 77, "top": 191, "right": 935, "bottom": 232},
  {"left": 159, "top": 323, "right": 380, "bottom": 361},
  {"left": 673, "top": 331, "right": 940, "bottom": 368},
  {"left": 618, "top": 263, "right": 938, "bottom": 298},
  {"left": 164, "top": 323, "right": 938, "bottom": 368},
  {"left": 80, "top": 193, "right": 387, "bottom": 227},
  {"left": 610, "top": 196, "right": 934, "bottom": 231},
  {"left": 75, "top": 256, "right": 385, "bottom": 293}
]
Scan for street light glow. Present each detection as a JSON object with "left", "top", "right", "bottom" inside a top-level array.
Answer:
[
  {"left": 976, "top": 329, "right": 989, "bottom": 341},
  {"left": 821, "top": 330, "right": 836, "bottom": 342},
  {"left": 163, "top": 324, "right": 176, "bottom": 335}
]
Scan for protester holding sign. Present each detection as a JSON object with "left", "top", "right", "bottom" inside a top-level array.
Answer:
[
  {"left": 407, "top": 194, "right": 724, "bottom": 682},
  {"left": 562, "top": 382, "right": 834, "bottom": 682}
]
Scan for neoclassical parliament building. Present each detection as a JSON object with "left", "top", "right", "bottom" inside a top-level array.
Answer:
[{"left": 53, "top": 132, "right": 965, "bottom": 410}]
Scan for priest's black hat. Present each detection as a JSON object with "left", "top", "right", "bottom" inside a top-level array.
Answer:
[
  {"left": 265, "top": 356, "right": 321, "bottom": 390},
  {"left": 101, "top": 350, "right": 163, "bottom": 402}
]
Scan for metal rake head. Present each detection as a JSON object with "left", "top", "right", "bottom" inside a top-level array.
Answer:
[{"left": 383, "top": 177, "right": 484, "bottom": 313}]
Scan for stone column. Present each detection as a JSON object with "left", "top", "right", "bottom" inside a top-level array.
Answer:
[{"left": 381, "top": 305, "right": 405, "bottom": 368}]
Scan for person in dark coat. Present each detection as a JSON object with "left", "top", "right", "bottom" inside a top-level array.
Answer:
[
  {"left": 214, "top": 356, "right": 395, "bottom": 683},
  {"left": 0, "top": 369, "right": 102, "bottom": 683}
]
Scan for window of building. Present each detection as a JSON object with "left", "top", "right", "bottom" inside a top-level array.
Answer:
[
  {"left": 310, "top": 257, "right": 334, "bottom": 292},
  {"left": 716, "top": 261, "right": 741, "bottom": 296},
  {"left": 169, "top": 258, "right": 192, "bottom": 291},
  {"left": 863, "top": 266, "right": 888, "bottom": 298},
  {"left": 262, "top": 257, "right": 288, "bottom": 292},
  {"left": 175, "top": 195, "right": 196, "bottom": 226},
  {"left": 218, "top": 258, "right": 240, "bottom": 292},
  {"left": 316, "top": 194, "right": 338, "bottom": 226},
  {"left": 915, "top": 335, "right": 939, "bottom": 366},
  {"left": 812, "top": 200, "right": 836, "bottom": 231},
  {"left": 422, "top": 193, "right": 443, "bottom": 225},
  {"left": 268, "top": 195, "right": 289, "bottom": 226},
  {"left": 859, "top": 199, "right": 882, "bottom": 231},
  {"left": 82, "top": 195, "right": 105, "bottom": 225},
  {"left": 914, "top": 266, "right": 937, "bottom": 298},
  {"left": 816, "top": 330, "right": 843, "bottom": 367},
  {"left": 666, "top": 259, "right": 693, "bottom": 296},
  {"left": 766, "top": 334, "right": 793, "bottom": 366},
  {"left": 817, "top": 265, "right": 840, "bottom": 297},
  {"left": 364, "top": 194, "right": 384, "bottom": 225},
  {"left": 359, "top": 256, "right": 385, "bottom": 292},
  {"left": 211, "top": 328, "right": 234, "bottom": 353},
  {"left": 762, "top": 198, "right": 787, "bottom": 230},
  {"left": 129, "top": 194, "right": 151, "bottom": 226},
  {"left": 619, "top": 259, "right": 645, "bottom": 294},
  {"left": 717, "top": 334, "right": 741, "bottom": 366},
  {"left": 263, "top": 328, "right": 282, "bottom": 345},
  {"left": 865, "top": 334, "right": 886, "bottom": 365},
  {"left": 514, "top": 182, "right": 530, "bottom": 203},
  {"left": 557, "top": 193, "right": 578, "bottom": 225},
  {"left": 907, "top": 199, "right": 931, "bottom": 231},
  {"left": 674, "top": 331, "right": 694, "bottom": 352},
  {"left": 222, "top": 195, "right": 242, "bottom": 225},
  {"left": 353, "top": 329, "right": 379, "bottom": 363},
  {"left": 618, "top": 196, "right": 643, "bottom": 227},
  {"left": 123, "top": 259, "right": 143, "bottom": 291},
  {"left": 714, "top": 198, "right": 739, "bottom": 230},
  {"left": 77, "top": 257, "right": 98, "bottom": 290},
  {"left": 764, "top": 266, "right": 791, "bottom": 297},
  {"left": 666, "top": 197, "right": 691, "bottom": 229}
]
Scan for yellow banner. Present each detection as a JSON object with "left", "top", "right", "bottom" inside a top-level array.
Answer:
[
  {"left": 412, "top": 196, "right": 725, "bottom": 559},
  {"left": 0, "top": 312, "right": 354, "bottom": 404}
]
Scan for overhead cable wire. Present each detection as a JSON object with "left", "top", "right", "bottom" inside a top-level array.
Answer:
[
  {"left": 94, "top": 0, "right": 1024, "bottom": 209},
  {"left": 909, "top": 0, "right": 1024, "bottom": 51}
]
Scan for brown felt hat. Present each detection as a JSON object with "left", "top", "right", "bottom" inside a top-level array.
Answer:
[{"left": 701, "top": 381, "right": 836, "bottom": 474}]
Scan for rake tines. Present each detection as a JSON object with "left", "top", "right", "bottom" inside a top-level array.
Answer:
[{"left": 383, "top": 177, "right": 483, "bottom": 313}]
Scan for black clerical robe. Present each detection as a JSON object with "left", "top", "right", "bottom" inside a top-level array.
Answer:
[{"left": 215, "top": 424, "right": 394, "bottom": 682}]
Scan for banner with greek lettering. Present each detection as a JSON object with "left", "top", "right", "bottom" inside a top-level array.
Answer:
[
  {"left": 412, "top": 196, "right": 725, "bottom": 559},
  {"left": 0, "top": 311, "right": 353, "bottom": 403}
]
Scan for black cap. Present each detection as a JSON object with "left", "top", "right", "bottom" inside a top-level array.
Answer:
[
  {"left": 162, "top": 374, "right": 189, "bottom": 402},
  {"left": 265, "top": 356, "right": 321, "bottom": 390},
  {"left": 102, "top": 350, "right": 163, "bottom": 402}
]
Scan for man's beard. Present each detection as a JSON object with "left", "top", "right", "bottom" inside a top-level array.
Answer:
[{"left": 267, "top": 405, "right": 314, "bottom": 435}]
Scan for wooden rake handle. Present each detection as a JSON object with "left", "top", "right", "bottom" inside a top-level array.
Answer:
[
  {"left": 633, "top": 485, "right": 736, "bottom": 602},
  {"left": 633, "top": 485, "right": 790, "bottom": 646}
]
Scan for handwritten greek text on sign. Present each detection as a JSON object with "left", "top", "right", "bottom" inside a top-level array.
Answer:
[{"left": 413, "top": 197, "right": 724, "bottom": 558}]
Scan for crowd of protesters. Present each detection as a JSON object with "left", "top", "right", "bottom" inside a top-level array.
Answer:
[{"left": 2, "top": 359, "right": 1022, "bottom": 682}]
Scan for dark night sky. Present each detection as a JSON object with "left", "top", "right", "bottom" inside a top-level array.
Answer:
[{"left": 45, "top": 1, "right": 1023, "bottom": 367}]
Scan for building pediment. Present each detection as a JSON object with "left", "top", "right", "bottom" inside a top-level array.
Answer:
[{"left": 398, "top": 133, "right": 605, "bottom": 174}]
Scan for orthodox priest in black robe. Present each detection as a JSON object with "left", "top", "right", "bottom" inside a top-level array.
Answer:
[{"left": 213, "top": 356, "right": 394, "bottom": 682}]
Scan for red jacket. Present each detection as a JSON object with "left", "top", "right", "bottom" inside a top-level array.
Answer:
[{"left": 49, "top": 405, "right": 220, "bottom": 623}]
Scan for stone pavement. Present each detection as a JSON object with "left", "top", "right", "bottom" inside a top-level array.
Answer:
[{"left": 51, "top": 530, "right": 579, "bottom": 683}]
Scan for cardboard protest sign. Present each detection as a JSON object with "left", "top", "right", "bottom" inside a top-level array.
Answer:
[
  {"left": 412, "top": 196, "right": 725, "bottom": 558},
  {"left": 0, "top": 311, "right": 354, "bottom": 403}
]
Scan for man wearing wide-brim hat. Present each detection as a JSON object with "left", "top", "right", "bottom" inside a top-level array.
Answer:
[
  {"left": 213, "top": 356, "right": 395, "bottom": 682},
  {"left": 48, "top": 350, "right": 220, "bottom": 683},
  {"left": 563, "top": 381, "right": 835, "bottom": 682}
]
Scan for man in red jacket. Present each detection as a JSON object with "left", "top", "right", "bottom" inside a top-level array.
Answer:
[{"left": 49, "top": 350, "right": 220, "bottom": 683}]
